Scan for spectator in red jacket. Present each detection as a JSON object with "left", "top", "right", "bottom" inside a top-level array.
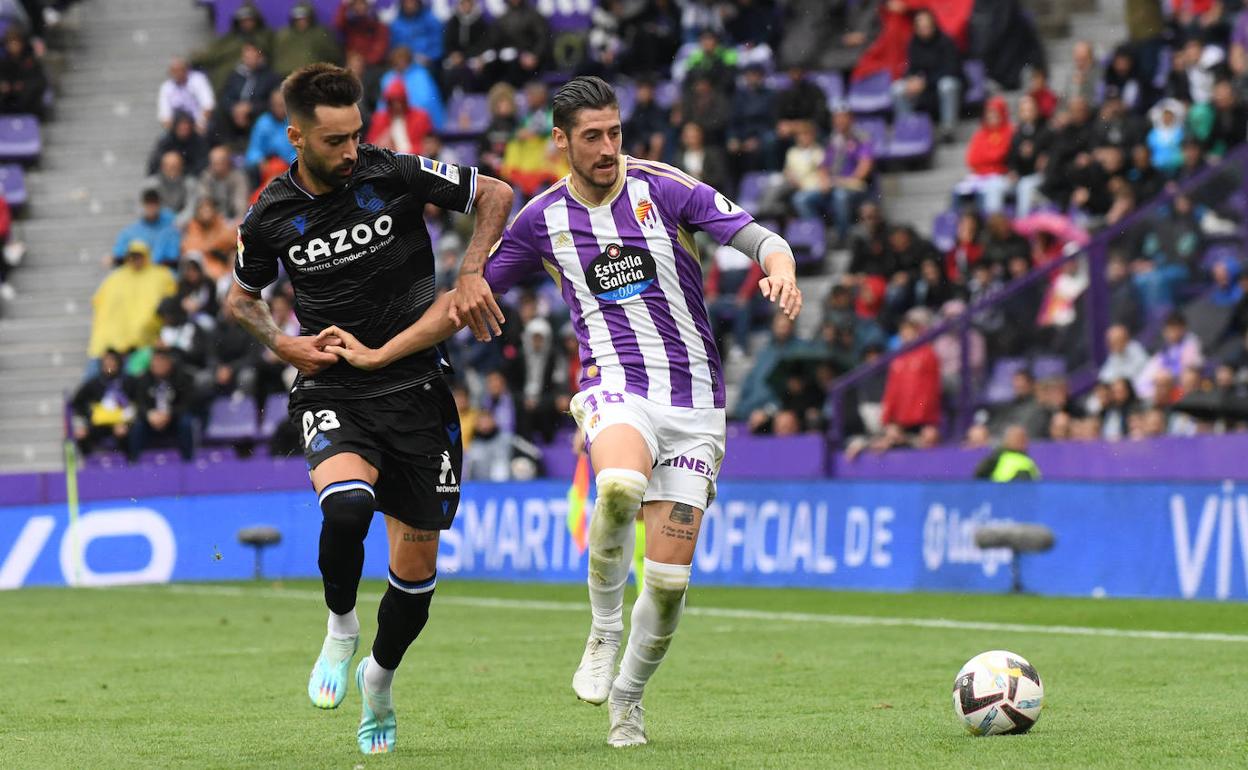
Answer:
[
  {"left": 879, "top": 308, "right": 942, "bottom": 446},
  {"left": 365, "top": 79, "right": 432, "bottom": 154},
  {"left": 335, "top": 0, "right": 390, "bottom": 68},
  {"left": 959, "top": 96, "right": 1014, "bottom": 213}
]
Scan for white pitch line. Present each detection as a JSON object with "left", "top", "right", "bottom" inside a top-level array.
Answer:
[{"left": 151, "top": 585, "right": 1248, "bottom": 645}]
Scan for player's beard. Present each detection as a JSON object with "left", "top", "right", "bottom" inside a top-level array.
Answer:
[
  {"left": 303, "top": 150, "right": 354, "bottom": 190},
  {"left": 574, "top": 149, "right": 618, "bottom": 193}
]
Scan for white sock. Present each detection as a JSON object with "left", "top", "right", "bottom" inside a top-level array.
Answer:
[
  {"left": 612, "top": 559, "right": 691, "bottom": 704},
  {"left": 587, "top": 469, "right": 647, "bottom": 641},
  {"left": 363, "top": 654, "right": 395, "bottom": 694},
  {"left": 327, "top": 608, "right": 359, "bottom": 639}
]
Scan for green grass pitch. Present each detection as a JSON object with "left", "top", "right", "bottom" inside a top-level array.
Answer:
[{"left": 2, "top": 580, "right": 1246, "bottom": 769}]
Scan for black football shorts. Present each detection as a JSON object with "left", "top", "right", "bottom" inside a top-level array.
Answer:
[{"left": 290, "top": 377, "right": 463, "bottom": 531}]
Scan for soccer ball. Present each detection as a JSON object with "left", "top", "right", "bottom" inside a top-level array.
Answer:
[{"left": 952, "top": 650, "right": 1044, "bottom": 736}]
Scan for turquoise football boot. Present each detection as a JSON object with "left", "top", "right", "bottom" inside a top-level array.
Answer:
[
  {"left": 307, "top": 633, "right": 359, "bottom": 709},
  {"left": 356, "top": 659, "right": 397, "bottom": 755}
]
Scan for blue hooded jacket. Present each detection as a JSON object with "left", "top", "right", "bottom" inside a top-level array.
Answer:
[{"left": 389, "top": 3, "right": 444, "bottom": 62}]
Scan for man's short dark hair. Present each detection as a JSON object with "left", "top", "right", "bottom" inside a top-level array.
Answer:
[
  {"left": 281, "top": 63, "right": 363, "bottom": 124},
  {"left": 552, "top": 76, "right": 618, "bottom": 133},
  {"left": 141, "top": 188, "right": 161, "bottom": 204}
]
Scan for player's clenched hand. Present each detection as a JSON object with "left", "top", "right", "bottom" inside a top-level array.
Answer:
[
  {"left": 759, "top": 274, "right": 802, "bottom": 321},
  {"left": 450, "top": 272, "right": 505, "bottom": 342},
  {"left": 315, "top": 325, "right": 386, "bottom": 371},
  {"left": 275, "top": 334, "right": 340, "bottom": 376}
]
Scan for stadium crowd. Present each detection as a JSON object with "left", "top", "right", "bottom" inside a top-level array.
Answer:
[{"left": 66, "top": 0, "right": 1248, "bottom": 473}]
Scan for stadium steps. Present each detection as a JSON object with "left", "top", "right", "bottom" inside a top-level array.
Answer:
[
  {"left": 877, "top": 0, "right": 1120, "bottom": 240},
  {"left": 0, "top": 0, "right": 210, "bottom": 472}
]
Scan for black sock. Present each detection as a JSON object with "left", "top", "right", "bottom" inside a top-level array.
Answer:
[
  {"left": 371, "top": 571, "right": 436, "bottom": 670},
  {"left": 316, "top": 486, "right": 375, "bottom": 615}
]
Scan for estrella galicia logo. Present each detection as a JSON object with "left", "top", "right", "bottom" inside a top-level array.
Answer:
[
  {"left": 291, "top": 214, "right": 308, "bottom": 235},
  {"left": 309, "top": 433, "right": 331, "bottom": 453},
  {"left": 587, "top": 244, "right": 657, "bottom": 302},
  {"left": 354, "top": 183, "right": 384, "bottom": 213}
]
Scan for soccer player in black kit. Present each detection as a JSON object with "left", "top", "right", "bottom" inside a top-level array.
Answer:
[{"left": 226, "top": 63, "right": 512, "bottom": 755}]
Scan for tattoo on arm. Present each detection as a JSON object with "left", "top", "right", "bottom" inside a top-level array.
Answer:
[
  {"left": 669, "top": 503, "right": 696, "bottom": 525},
  {"left": 402, "top": 531, "right": 438, "bottom": 542},
  {"left": 230, "top": 290, "right": 282, "bottom": 352},
  {"left": 459, "top": 179, "right": 511, "bottom": 276}
]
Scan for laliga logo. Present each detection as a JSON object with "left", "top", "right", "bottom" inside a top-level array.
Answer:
[
  {"left": 288, "top": 214, "right": 393, "bottom": 266},
  {"left": 0, "top": 508, "right": 176, "bottom": 589}
]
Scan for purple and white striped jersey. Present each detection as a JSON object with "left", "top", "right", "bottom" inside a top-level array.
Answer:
[{"left": 483, "top": 155, "right": 754, "bottom": 410}]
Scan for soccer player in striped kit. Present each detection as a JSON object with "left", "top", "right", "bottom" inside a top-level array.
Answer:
[{"left": 461, "top": 76, "right": 803, "bottom": 746}]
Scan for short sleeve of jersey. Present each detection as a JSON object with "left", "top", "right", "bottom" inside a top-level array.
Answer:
[
  {"left": 483, "top": 209, "right": 544, "bottom": 294},
  {"left": 233, "top": 212, "right": 278, "bottom": 292},
  {"left": 676, "top": 180, "right": 755, "bottom": 245},
  {"left": 388, "top": 148, "right": 478, "bottom": 214}
]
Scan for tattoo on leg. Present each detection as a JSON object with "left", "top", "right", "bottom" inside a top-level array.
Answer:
[
  {"left": 402, "top": 532, "right": 438, "bottom": 543},
  {"left": 669, "top": 503, "right": 696, "bottom": 525},
  {"left": 659, "top": 523, "right": 695, "bottom": 542}
]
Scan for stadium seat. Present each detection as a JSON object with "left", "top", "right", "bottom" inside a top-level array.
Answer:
[
  {"left": 735, "top": 171, "right": 772, "bottom": 213},
  {"left": 810, "top": 71, "right": 845, "bottom": 106},
  {"left": 259, "top": 392, "right": 289, "bottom": 439},
  {"left": 445, "top": 141, "right": 478, "bottom": 169},
  {"left": 847, "top": 71, "right": 892, "bottom": 115},
  {"left": 1031, "top": 355, "right": 1067, "bottom": 381},
  {"left": 983, "top": 358, "right": 1028, "bottom": 403},
  {"left": 0, "top": 115, "right": 40, "bottom": 164},
  {"left": 0, "top": 164, "right": 28, "bottom": 208},
  {"left": 887, "top": 113, "right": 934, "bottom": 162},
  {"left": 854, "top": 118, "right": 888, "bottom": 158},
  {"left": 931, "top": 210, "right": 958, "bottom": 252},
  {"left": 963, "top": 60, "right": 987, "bottom": 107},
  {"left": 784, "top": 218, "right": 826, "bottom": 266},
  {"left": 614, "top": 82, "right": 637, "bottom": 121},
  {"left": 446, "top": 93, "right": 489, "bottom": 136},
  {"left": 1201, "top": 241, "right": 1240, "bottom": 270},
  {"left": 204, "top": 396, "right": 259, "bottom": 443},
  {"left": 654, "top": 80, "right": 679, "bottom": 109}
]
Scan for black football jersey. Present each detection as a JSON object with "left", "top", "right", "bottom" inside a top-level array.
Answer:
[{"left": 234, "top": 145, "right": 477, "bottom": 400}]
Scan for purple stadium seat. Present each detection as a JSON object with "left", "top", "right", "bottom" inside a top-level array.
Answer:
[
  {"left": 763, "top": 73, "right": 791, "bottom": 91},
  {"left": 810, "top": 71, "right": 845, "bottom": 106},
  {"left": 784, "top": 218, "right": 826, "bottom": 265},
  {"left": 854, "top": 118, "right": 888, "bottom": 157},
  {"left": 963, "top": 60, "right": 986, "bottom": 106},
  {"left": 736, "top": 171, "right": 772, "bottom": 214},
  {"left": 0, "top": 115, "right": 40, "bottom": 163},
  {"left": 1153, "top": 46, "right": 1172, "bottom": 90},
  {"left": 444, "top": 140, "right": 478, "bottom": 168},
  {"left": 446, "top": 93, "right": 489, "bottom": 136},
  {"left": 259, "top": 393, "right": 289, "bottom": 439},
  {"left": 847, "top": 71, "right": 892, "bottom": 115},
  {"left": 615, "top": 83, "right": 637, "bottom": 121},
  {"left": 0, "top": 164, "right": 27, "bottom": 208},
  {"left": 887, "top": 112, "right": 934, "bottom": 161},
  {"left": 1032, "top": 355, "right": 1067, "bottom": 381},
  {"left": 654, "top": 80, "right": 679, "bottom": 109},
  {"left": 984, "top": 358, "right": 1028, "bottom": 404},
  {"left": 205, "top": 396, "right": 259, "bottom": 443},
  {"left": 931, "top": 209, "right": 958, "bottom": 252}
]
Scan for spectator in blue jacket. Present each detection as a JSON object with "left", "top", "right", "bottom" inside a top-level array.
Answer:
[
  {"left": 378, "top": 44, "right": 446, "bottom": 130},
  {"left": 113, "top": 189, "right": 181, "bottom": 267},
  {"left": 245, "top": 90, "right": 296, "bottom": 171},
  {"left": 388, "top": 0, "right": 443, "bottom": 67}
]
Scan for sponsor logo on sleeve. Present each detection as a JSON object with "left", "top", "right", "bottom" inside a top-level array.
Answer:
[{"left": 714, "top": 192, "right": 738, "bottom": 215}]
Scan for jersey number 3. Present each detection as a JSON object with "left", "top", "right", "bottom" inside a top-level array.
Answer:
[{"left": 302, "top": 409, "right": 341, "bottom": 448}]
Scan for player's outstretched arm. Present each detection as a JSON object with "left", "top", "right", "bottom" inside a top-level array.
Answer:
[
  {"left": 227, "top": 282, "right": 340, "bottom": 375},
  {"left": 727, "top": 221, "right": 802, "bottom": 320},
  {"left": 451, "top": 175, "right": 514, "bottom": 342},
  {"left": 316, "top": 290, "right": 465, "bottom": 371}
]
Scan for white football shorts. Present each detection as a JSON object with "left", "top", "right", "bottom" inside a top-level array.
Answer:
[{"left": 570, "top": 386, "right": 726, "bottom": 511}]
